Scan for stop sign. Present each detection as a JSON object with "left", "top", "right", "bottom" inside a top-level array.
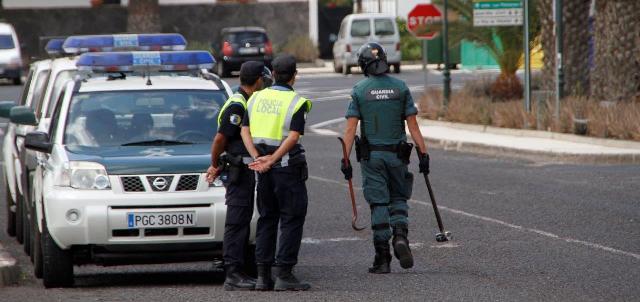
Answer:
[{"left": 407, "top": 4, "right": 443, "bottom": 40}]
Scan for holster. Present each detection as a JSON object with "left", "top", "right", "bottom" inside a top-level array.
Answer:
[
  {"left": 396, "top": 141, "right": 413, "bottom": 164},
  {"left": 355, "top": 135, "right": 370, "bottom": 162},
  {"left": 219, "top": 154, "right": 243, "bottom": 184}
]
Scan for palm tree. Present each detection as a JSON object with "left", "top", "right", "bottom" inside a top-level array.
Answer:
[
  {"left": 127, "top": 0, "right": 161, "bottom": 33},
  {"left": 434, "top": 0, "right": 540, "bottom": 100}
]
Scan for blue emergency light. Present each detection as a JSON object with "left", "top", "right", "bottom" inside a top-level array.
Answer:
[
  {"left": 45, "top": 38, "right": 66, "bottom": 55},
  {"left": 63, "top": 33, "right": 187, "bottom": 54},
  {"left": 76, "top": 51, "right": 215, "bottom": 72}
]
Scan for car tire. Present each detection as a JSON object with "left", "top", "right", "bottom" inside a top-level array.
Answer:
[
  {"left": 16, "top": 194, "right": 24, "bottom": 244},
  {"left": 23, "top": 201, "right": 31, "bottom": 255},
  {"left": 42, "top": 221, "right": 73, "bottom": 288},
  {"left": 333, "top": 59, "right": 343, "bottom": 73},
  {"left": 5, "top": 180, "right": 16, "bottom": 237},
  {"left": 32, "top": 215, "right": 43, "bottom": 278},
  {"left": 243, "top": 244, "right": 257, "bottom": 278},
  {"left": 393, "top": 63, "right": 401, "bottom": 74},
  {"left": 342, "top": 63, "right": 351, "bottom": 75},
  {"left": 13, "top": 77, "right": 21, "bottom": 86}
]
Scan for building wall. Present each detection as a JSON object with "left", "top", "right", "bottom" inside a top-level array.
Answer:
[{"left": 3, "top": 2, "right": 309, "bottom": 60}]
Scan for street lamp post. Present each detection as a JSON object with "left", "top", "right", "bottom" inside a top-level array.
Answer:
[
  {"left": 442, "top": 0, "right": 451, "bottom": 108},
  {"left": 555, "top": 0, "right": 564, "bottom": 119}
]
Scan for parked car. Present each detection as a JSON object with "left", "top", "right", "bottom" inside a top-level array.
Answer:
[
  {"left": 213, "top": 27, "right": 273, "bottom": 77},
  {"left": 0, "top": 22, "right": 24, "bottom": 85},
  {"left": 22, "top": 50, "right": 257, "bottom": 288},
  {"left": 332, "top": 13, "right": 401, "bottom": 74}
]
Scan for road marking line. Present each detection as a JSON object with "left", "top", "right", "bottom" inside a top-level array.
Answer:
[
  {"left": 309, "top": 117, "right": 344, "bottom": 136},
  {"left": 302, "top": 237, "right": 364, "bottom": 244},
  {"left": 308, "top": 175, "right": 640, "bottom": 261}
]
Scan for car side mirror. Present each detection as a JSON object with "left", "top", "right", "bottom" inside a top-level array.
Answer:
[
  {"left": 9, "top": 106, "right": 37, "bottom": 126},
  {"left": 0, "top": 101, "right": 16, "bottom": 118},
  {"left": 25, "top": 131, "right": 52, "bottom": 153}
]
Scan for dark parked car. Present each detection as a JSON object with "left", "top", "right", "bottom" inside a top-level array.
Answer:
[{"left": 212, "top": 27, "right": 273, "bottom": 77}]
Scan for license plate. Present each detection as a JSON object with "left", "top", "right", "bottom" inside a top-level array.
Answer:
[
  {"left": 238, "top": 47, "right": 259, "bottom": 55},
  {"left": 127, "top": 211, "right": 196, "bottom": 228}
]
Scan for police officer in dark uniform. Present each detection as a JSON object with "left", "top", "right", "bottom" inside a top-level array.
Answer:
[
  {"left": 240, "top": 54, "right": 312, "bottom": 291},
  {"left": 340, "top": 43, "right": 430, "bottom": 274},
  {"left": 207, "top": 61, "right": 271, "bottom": 291}
]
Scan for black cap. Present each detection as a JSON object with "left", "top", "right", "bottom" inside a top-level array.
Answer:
[
  {"left": 240, "top": 61, "right": 265, "bottom": 78},
  {"left": 272, "top": 54, "right": 297, "bottom": 74}
]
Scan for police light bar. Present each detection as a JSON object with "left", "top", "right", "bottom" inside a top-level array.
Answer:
[
  {"left": 63, "top": 33, "right": 187, "bottom": 54},
  {"left": 76, "top": 51, "right": 215, "bottom": 72},
  {"left": 45, "top": 38, "right": 66, "bottom": 55}
]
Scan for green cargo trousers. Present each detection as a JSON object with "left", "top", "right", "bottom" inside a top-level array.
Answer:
[{"left": 360, "top": 151, "right": 414, "bottom": 242}]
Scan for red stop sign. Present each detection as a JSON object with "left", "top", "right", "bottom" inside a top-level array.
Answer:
[{"left": 407, "top": 4, "right": 443, "bottom": 40}]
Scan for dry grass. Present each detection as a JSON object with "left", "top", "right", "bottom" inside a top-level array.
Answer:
[{"left": 419, "top": 88, "right": 640, "bottom": 141}]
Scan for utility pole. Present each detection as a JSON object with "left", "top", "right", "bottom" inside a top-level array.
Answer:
[
  {"left": 523, "top": 0, "right": 531, "bottom": 113},
  {"left": 442, "top": 0, "right": 451, "bottom": 108},
  {"left": 356, "top": 0, "right": 362, "bottom": 13},
  {"left": 554, "top": 0, "right": 564, "bottom": 119},
  {"left": 378, "top": 0, "right": 382, "bottom": 13}
]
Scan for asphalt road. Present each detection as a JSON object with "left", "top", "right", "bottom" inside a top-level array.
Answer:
[{"left": 1, "top": 70, "right": 639, "bottom": 301}]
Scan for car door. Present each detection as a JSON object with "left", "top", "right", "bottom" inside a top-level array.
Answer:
[
  {"left": 333, "top": 18, "right": 348, "bottom": 60},
  {"left": 348, "top": 18, "right": 372, "bottom": 57},
  {"left": 373, "top": 18, "right": 399, "bottom": 60}
]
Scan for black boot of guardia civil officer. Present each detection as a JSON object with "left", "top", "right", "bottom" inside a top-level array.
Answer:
[
  {"left": 223, "top": 265, "right": 257, "bottom": 291},
  {"left": 392, "top": 226, "right": 414, "bottom": 269},
  {"left": 274, "top": 265, "right": 311, "bottom": 291},
  {"left": 254, "top": 264, "right": 274, "bottom": 291},
  {"left": 368, "top": 241, "right": 391, "bottom": 274}
]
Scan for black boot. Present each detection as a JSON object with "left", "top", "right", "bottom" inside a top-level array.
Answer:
[
  {"left": 392, "top": 226, "right": 414, "bottom": 269},
  {"left": 368, "top": 241, "right": 391, "bottom": 274},
  {"left": 274, "top": 266, "right": 311, "bottom": 291},
  {"left": 254, "top": 264, "right": 274, "bottom": 291},
  {"left": 223, "top": 265, "right": 256, "bottom": 291}
]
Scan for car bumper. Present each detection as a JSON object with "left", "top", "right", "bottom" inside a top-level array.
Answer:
[
  {"left": 44, "top": 182, "right": 257, "bottom": 250},
  {"left": 0, "top": 67, "right": 21, "bottom": 79}
]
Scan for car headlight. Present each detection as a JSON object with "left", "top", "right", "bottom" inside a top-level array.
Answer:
[{"left": 55, "top": 161, "right": 111, "bottom": 190}]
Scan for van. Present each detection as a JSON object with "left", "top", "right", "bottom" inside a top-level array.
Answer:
[
  {"left": 332, "top": 13, "right": 401, "bottom": 75},
  {"left": 0, "top": 23, "right": 23, "bottom": 85}
]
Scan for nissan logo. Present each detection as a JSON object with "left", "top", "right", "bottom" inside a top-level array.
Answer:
[{"left": 152, "top": 177, "right": 168, "bottom": 190}]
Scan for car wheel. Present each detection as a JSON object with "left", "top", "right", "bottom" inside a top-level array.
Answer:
[
  {"left": 32, "top": 214, "right": 43, "bottom": 278},
  {"left": 42, "top": 221, "right": 73, "bottom": 288},
  {"left": 393, "top": 63, "right": 401, "bottom": 74},
  {"left": 12, "top": 77, "right": 21, "bottom": 86},
  {"left": 5, "top": 180, "right": 16, "bottom": 237},
  {"left": 243, "top": 244, "right": 257, "bottom": 278},
  {"left": 23, "top": 201, "right": 31, "bottom": 255},
  {"left": 333, "top": 59, "right": 343, "bottom": 73},
  {"left": 342, "top": 63, "right": 351, "bottom": 75},
  {"left": 16, "top": 194, "right": 24, "bottom": 244}
]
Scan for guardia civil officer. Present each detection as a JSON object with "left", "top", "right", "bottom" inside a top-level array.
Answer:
[
  {"left": 207, "top": 61, "right": 272, "bottom": 291},
  {"left": 340, "top": 43, "right": 430, "bottom": 274},
  {"left": 240, "top": 54, "right": 312, "bottom": 291}
]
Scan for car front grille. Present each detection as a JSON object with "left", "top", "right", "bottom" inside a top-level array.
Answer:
[
  {"left": 176, "top": 175, "right": 199, "bottom": 191},
  {"left": 120, "top": 174, "right": 200, "bottom": 193},
  {"left": 121, "top": 176, "right": 145, "bottom": 192}
]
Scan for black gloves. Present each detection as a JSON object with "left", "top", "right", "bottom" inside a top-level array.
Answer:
[
  {"left": 340, "top": 159, "right": 353, "bottom": 180},
  {"left": 418, "top": 153, "right": 430, "bottom": 175}
]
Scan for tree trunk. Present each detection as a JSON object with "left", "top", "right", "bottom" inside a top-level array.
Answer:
[
  {"left": 537, "top": 0, "right": 555, "bottom": 91},
  {"left": 591, "top": 0, "right": 640, "bottom": 102},
  {"left": 127, "top": 0, "right": 161, "bottom": 34}
]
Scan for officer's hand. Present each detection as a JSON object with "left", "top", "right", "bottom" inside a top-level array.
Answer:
[
  {"left": 418, "top": 153, "right": 430, "bottom": 175},
  {"left": 206, "top": 165, "right": 219, "bottom": 183},
  {"left": 340, "top": 159, "right": 352, "bottom": 180},
  {"left": 249, "top": 155, "right": 274, "bottom": 173}
]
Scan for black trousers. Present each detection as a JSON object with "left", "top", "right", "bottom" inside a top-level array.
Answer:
[
  {"left": 222, "top": 165, "right": 255, "bottom": 266},
  {"left": 255, "top": 163, "right": 308, "bottom": 267}
]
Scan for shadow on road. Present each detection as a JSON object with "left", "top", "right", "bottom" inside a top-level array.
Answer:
[{"left": 73, "top": 269, "right": 225, "bottom": 288}]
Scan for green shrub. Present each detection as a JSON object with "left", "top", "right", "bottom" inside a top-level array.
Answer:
[
  {"left": 281, "top": 35, "right": 319, "bottom": 63},
  {"left": 397, "top": 18, "right": 422, "bottom": 61}
]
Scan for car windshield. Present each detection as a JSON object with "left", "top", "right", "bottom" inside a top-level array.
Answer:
[
  {"left": 0, "top": 35, "right": 15, "bottom": 49},
  {"left": 375, "top": 19, "right": 395, "bottom": 36},
  {"left": 351, "top": 20, "right": 371, "bottom": 37},
  {"left": 227, "top": 32, "right": 267, "bottom": 44},
  {"left": 63, "top": 89, "right": 227, "bottom": 148}
]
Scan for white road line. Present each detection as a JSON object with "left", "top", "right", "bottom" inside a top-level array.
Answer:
[
  {"left": 308, "top": 175, "right": 640, "bottom": 261},
  {"left": 309, "top": 117, "right": 344, "bottom": 136},
  {"left": 302, "top": 237, "right": 364, "bottom": 244}
]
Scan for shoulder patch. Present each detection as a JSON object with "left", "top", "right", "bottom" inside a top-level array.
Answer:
[
  {"left": 229, "top": 114, "right": 242, "bottom": 126},
  {"left": 365, "top": 88, "right": 401, "bottom": 101}
]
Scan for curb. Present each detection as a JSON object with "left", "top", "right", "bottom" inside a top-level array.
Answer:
[
  {"left": 425, "top": 137, "right": 640, "bottom": 164},
  {"left": 0, "top": 243, "right": 19, "bottom": 286}
]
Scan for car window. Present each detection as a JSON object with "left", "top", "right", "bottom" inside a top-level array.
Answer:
[
  {"left": 63, "top": 89, "right": 228, "bottom": 148},
  {"left": 0, "top": 35, "right": 15, "bottom": 49},
  {"left": 32, "top": 69, "right": 52, "bottom": 118},
  {"left": 48, "top": 86, "right": 67, "bottom": 141},
  {"left": 226, "top": 32, "right": 267, "bottom": 44},
  {"left": 339, "top": 20, "right": 348, "bottom": 39},
  {"left": 19, "top": 69, "right": 34, "bottom": 106},
  {"left": 350, "top": 20, "right": 371, "bottom": 37},
  {"left": 375, "top": 19, "right": 395, "bottom": 36},
  {"left": 45, "top": 70, "right": 76, "bottom": 118}
]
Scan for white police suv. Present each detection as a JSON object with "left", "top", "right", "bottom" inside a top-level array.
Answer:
[{"left": 23, "top": 48, "right": 256, "bottom": 288}]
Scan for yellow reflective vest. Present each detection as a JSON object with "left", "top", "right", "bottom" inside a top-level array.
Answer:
[
  {"left": 247, "top": 87, "right": 312, "bottom": 147},
  {"left": 217, "top": 93, "right": 247, "bottom": 127}
]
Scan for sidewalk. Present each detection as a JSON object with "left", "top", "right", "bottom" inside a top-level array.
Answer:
[
  {"left": 296, "top": 60, "right": 433, "bottom": 74},
  {"left": 0, "top": 242, "right": 19, "bottom": 286},
  {"left": 419, "top": 119, "right": 640, "bottom": 164}
]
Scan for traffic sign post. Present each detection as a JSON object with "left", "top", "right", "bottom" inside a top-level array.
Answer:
[{"left": 407, "top": 4, "right": 444, "bottom": 104}]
